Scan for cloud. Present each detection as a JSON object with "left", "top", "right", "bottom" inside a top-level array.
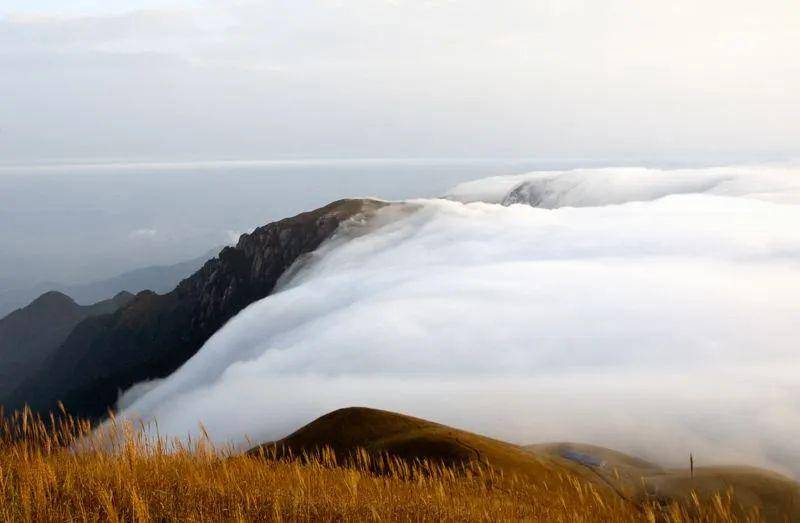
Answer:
[
  {"left": 117, "top": 166, "right": 800, "bottom": 478},
  {"left": 128, "top": 228, "right": 158, "bottom": 240},
  {"left": 2, "top": 1, "right": 799, "bottom": 161},
  {"left": 446, "top": 165, "right": 800, "bottom": 207},
  {"left": 223, "top": 230, "right": 240, "bottom": 245}
]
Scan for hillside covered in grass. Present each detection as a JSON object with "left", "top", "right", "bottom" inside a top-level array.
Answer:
[{"left": 1, "top": 407, "right": 796, "bottom": 522}]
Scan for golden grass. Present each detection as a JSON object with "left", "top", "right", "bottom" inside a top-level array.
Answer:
[{"left": 0, "top": 407, "right": 761, "bottom": 522}]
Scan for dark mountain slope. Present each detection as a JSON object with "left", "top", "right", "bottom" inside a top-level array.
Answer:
[
  {"left": 5, "top": 199, "right": 384, "bottom": 419},
  {"left": 0, "top": 291, "right": 134, "bottom": 397}
]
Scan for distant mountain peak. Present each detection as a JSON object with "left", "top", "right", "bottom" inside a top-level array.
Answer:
[
  {"left": 0, "top": 290, "right": 134, "bottom": 398},
  {"left": 29, "top": 290, "right": 77, "bottom": 309},
  {"left": 111, "top": 291, "right": 135, "bottom": 303}
]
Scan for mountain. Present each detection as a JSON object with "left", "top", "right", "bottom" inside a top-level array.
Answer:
[
  {"left": 5, "top": 199, "right": 384, "bottom": 419},
  {"left": 0, "top": 251, "right": 215, "bottom": 318},
  {"left": 58, "top": 249, "right": 219, "bottom": 306},
  {"left": 252, "top": 407, "right": 800, "bottom": 522},
  {"left": 0, "top": 291, "right": 134, "bottom": 398},
  {"left": 249, "top": 406, "right": 605, "bottom": 485}
]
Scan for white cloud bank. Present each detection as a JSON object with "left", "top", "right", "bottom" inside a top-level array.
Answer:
[
  {"left": 118, "top": 166, "right": 800, "bottom": 477},
  {"left": 446, "top": 165, "right": 800, "bottom": 207}
]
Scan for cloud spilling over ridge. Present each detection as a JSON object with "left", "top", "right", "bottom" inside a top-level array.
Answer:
[
  {"left": 117, "top": 167, "right": 800, "bottom": 477},
  {"left": 446, "top": 166, "right": 800, "bottom": 207}
]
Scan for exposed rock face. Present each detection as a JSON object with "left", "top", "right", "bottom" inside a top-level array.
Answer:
[
  {"left": 0, "top": 291, "right": 134, "bottom": 398},
  {"left": 501, "top": 180, "right": 558, "bottom": 208},
  {"left": 5, "top": 199, "right": 384, "bottom": 419}
]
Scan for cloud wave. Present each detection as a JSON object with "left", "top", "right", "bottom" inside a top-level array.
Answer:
[
  {"left": 118, "top": 167, "right": 800, "bottom": 478},
  {"left": 446, "top": 166, "right": 800, "bottom": 207}
]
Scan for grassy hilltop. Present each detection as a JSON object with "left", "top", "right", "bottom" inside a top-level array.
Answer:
[{"left": 0, "top": 406, "right": 796, "bottom": 521}]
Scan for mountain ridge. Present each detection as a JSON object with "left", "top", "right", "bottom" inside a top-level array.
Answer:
[
  {"left": 4, "top": 199, "right": 385, "bottom": 419},
  {"left": 0, "top": 250, "right": 216, "bottom": 318}
]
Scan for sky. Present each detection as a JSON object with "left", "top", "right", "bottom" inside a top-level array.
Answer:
[{"left": 2, "top": 0, "right": 799, "bottom": 163}]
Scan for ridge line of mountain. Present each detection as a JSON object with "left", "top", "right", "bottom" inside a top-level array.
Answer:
[
  {"left": 0, "top": 249, "right": 219, "bottom": 318},
  {"left": 3, "top": 198, "right": 386, "bottom": 419}
]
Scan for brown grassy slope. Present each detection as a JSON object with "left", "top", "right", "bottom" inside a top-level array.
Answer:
[
  {"left": 529, "top": 442, "right": 665, "bottom": 500},
  {"left": 530, "top": 442, "right": 800, "bottom": 522},
  {"left": 2, "top": 446, "right": 641, "bottom": 522},
  {"left": 0, "top": 407, "right": 777, "bottom": 521},
  {"left": 0, "top": 409, "right": 648, "bottom": 522},
  {"left": 250, "top": 407, "right": 613, "bottom": 489},
  {"left": 251, "top": 407, "right": 799, "bottom": 522}
]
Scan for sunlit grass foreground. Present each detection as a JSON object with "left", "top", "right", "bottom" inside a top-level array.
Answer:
[{"left": 0, "top": 407, "right": 757, "bottom": 522}]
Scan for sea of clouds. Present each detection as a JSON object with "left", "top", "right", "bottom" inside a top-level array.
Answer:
[{"left": 117, "top": 166, "right": 800, "bottom": 477}]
